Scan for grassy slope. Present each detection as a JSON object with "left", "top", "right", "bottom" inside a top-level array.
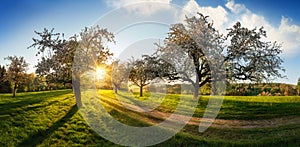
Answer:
[{"left": 0, "top": 90, "right": 299, "bottom": 146}]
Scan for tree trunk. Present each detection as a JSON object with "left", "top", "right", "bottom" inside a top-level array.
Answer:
[
  {"left": 12, "top": 83, "right": 17, "bottom": 98},
  {"left": 193, "top": 72, "right": 200, "bottom": 99},
  {"left": 193, "top": 85, "right": 199, "bottom": 99},
  {"left": 140, "top": 86, "right": 143, "bottom": 97},
  {"left": 114, "top": 86, "right": 118, "bottom": 94},
  {"left": 73, "top": 74, "right": 82, "bottom": 108}
]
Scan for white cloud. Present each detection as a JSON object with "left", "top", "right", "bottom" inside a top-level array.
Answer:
[
  {"left": 180, "top": 0, "right": 228, "bottom": 29},
  {"left": 106, "top": 0, "right": 171, "bottom": 8},
  {"left": 104, "top": 0, "right": 300, "bottom": 56},
  {"left": 274, "top": 17, "right": 300, "bottom": 55},
  {"left": 225, "top": 0, "right": 246, "bottom": 14},
  {"left": 224, "top": 0, "right": 300, "bottom": 56},
  {"left": 105, "top": 0, "right": 172, "bottom": 16}
]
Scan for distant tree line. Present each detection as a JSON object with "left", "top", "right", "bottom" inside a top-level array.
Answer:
[
  {"left": 132, "top": 82, "right": 299, "bottom": 96},
  {"left": 0, "top": 56, "right": 72, "bottom": 97},
  {"left": 0, "top": 63, "right": 72, "bottom": 94},
  {"left": 226, "top": 83, "right": 299, "bottom": 96},
  {"left": 0, "top": 65, "right": 11, "bottom": 93}
]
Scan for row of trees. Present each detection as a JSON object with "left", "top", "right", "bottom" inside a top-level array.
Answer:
[
  {"left": 2, "top": 13, "right": 286, "bottom": 104},
  {"left": 226, "top": 83, "right": 299, "bottom": 96},
  {"left": 0, "top": 58, "right": 72, "bottom": 97},
  {"left": 106, "top": 13, "right": 285, "bottom": 98}
]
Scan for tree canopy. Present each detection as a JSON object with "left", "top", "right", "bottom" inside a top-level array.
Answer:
[
  {"left": 29, "top": 26, "right": 114, "bottom": 107},
  {"left": 225, "top": 22, "right": 284, "bottom": 82},
  {"left": 5, "top": 56, "right": 28, "bottom": 97},
  {"left": 157, "top": 13, "right": 284, "bottom": 98}
]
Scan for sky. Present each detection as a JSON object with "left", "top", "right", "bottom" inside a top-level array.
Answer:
[{"left": 0, "top": 0, "right": 299, "bottom": 84}]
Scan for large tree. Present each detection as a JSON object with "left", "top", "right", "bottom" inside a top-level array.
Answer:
[
  {"left": 5, "top": 56, "right": 28, "bottom": 97},
  {"left": 157, "top": 13, "right": 224, "bottom": 98},
  {"left": 29, "top": 28, "right": 73, "bottom": 87},
  {"left": 72, "top": 26, "right": 114, "bottom": 108},
  {"left": 29, "top": 26, "right": 114, "bottom": 108},
  {"left": 225, "top": 21, "right": 284, "bottom": 82},
  {"left": 157, "top": 13, "right": 284, "bottom": 98}
]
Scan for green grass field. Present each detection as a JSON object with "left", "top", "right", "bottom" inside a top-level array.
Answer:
[{"left": 0, "top": 90, "right": 299, "bottom": 146}]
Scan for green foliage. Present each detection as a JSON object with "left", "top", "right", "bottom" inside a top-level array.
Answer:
[
  {"left": 226, "top": 22, "right": 285, "bottom": 82},
  {"left": 225, "top": 83, "right": 298, "bottom": 96},
  {"left": 29, "top": 28, "right": 72, "bottom": 85},
  {"left": 297, "top": 78, "right": 300, "bottom": 95},
  {"left": 111, "top": 61, "right": 130, "bottom": 93},
  {"left": 129, "top": 55, "right": 174, "bottom": 97},
  {"left": 158, "top": 13, "right": 223, "bottom": 98},
  {"left": 4, "top": 56, "right": 29, "bottom": 97},
  {"left": 0, "top": 65, "right": 11, "bottom": 93},
  {"left": 157, "top": 13, "right": 284, "bottom": 99}
]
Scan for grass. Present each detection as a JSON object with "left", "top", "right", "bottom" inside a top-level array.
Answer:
[
  {"left": 0, "top": 89, "right": 299, "bottom": 146},
  {"left": 108, "top": 90, "right": 300, "bottom": 120}
]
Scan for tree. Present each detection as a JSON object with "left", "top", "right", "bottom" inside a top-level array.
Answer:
[
  {"left": 129, "top": 58, "right": 155, "bottom": 97},
  {"left": 29, "top": 28, "right": 72, "bottom": 87},
  {"left": 297, "top": 78, "right": 300, "bottom": 95},
  {"left": 5, "top": 56, "right": 28, "bottom": 97},
  {"left": 0, "top": 65, "right": 11, "bottom": 93},
  {"left": 129, "top": 55, "right": 174, "bottom": 97},
  {"left": 31, "top": 76, "right": 47, "bottom": 91},
  {"left": 157, "top": 13, "right": 284, "bottom": 99},
  {"left": 225, "top": 22, "right": 284, "bottom": 82},
  {"left": 72, "top": 26, "right": 114, "bottom": 108},
  {"left": 23, "top": 73, "right": 35, "bottom": 92},
  {"left": 29, "top": 26, "right": 114, "bottom": 108},
  {"left": 157, "top": 13, "right": 224, "bottom": 98},
  {"left": 111, "top": 61, "right": 130, "bottom": 94}
]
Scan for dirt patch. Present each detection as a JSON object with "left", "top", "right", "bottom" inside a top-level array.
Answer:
[{"left": 101, "top": 96, "right": 300, "bottom": 129}]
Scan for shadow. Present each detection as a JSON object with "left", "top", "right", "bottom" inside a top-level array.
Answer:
[
  {"left": 212, "top": 98, "right": 300, "bottom": 120},
  {"left": 18, "top": 104, "right": 78, "bottom": 147},
  {"left": 0, "top": 99, "right": 44, "bottom": 117},
  {"left": 0, "top": 90, "right": 73, "bottom": 116},
  {"left": 16, "top": 90, "right": 72, "bottom": 99},
  {"left": 117, "top": 92, "right": 153, "bottom": 108}
]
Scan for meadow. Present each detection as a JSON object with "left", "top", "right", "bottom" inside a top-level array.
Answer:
[{"left": 0, "top": 89, "right": 299, "bottom": 146}]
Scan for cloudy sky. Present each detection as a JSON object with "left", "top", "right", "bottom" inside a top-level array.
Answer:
[{"left": 0, "top": 0, "right": 299, "bottom": 84}]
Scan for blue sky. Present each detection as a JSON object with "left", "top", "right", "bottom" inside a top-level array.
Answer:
[{"left": 0, "top": 0, "right": 299, "bottom": 84}]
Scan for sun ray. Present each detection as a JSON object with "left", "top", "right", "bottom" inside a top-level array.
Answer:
[{"left": 96, "top": 67, "right": 106, "bottom": 80}]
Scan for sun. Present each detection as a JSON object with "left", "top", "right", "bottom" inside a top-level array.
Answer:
[{"left": 95, "top": 67, "right": 106, "bottom": 80}]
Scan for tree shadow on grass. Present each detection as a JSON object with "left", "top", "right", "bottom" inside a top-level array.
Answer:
[{"left": 17, "top": 104, "right": 78, "bottom": 147}]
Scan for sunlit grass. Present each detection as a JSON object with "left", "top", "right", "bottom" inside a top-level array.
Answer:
[
  {"left": 0, "top": 89, "right": 299, "bottom": 146},
  {"left": 99, "top": 90, "right": 300, "bottom": 120}
]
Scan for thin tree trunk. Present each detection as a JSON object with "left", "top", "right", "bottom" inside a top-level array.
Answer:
[
  {"left": 194, "top": 72, "right": 200, "bottom": 99},
  {"left": 73, "top": 74, "right": 82, "bottom": 108},
  {"left": 12, "top": 83, "right": 17, "bottom": 97},
  {"left": 114, "top": 86, "right": 118, "bottom": 94},
  {"left": 193, "top": 85, "right": 199, "bottom": 99},
  {"left": 140, "top": 86, "right": 143, "bottom": 97}
]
